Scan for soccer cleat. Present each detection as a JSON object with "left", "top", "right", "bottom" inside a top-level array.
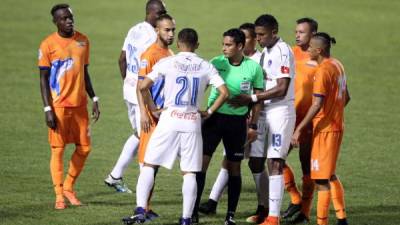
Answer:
[
  {"left": 63, "top": 190, "right": 82, "bottom": 206},
  {"left": 104, "top": 175, "right": 133, "bottom": 193},
  {"left": 261, "top": 216, "right": 280, "bottom": 225},
  {"left": 179, "top": 217, "right": 192, "bottom": 225},
  {"left": 282, "top": 203, "right": 301, "bottom": 219},
  {"left": 191, "top": 213, "right": 199, "bottom": 225},
  {"left": 337, "top": 218, "right": 348, "bottom": 225},
  {"left": 54, "top": 200, "right": 67, "bottom": 210},
  {"left": 145, "top": 209, "right": 159, "bottom": 221},
  {"left": 122, "top": 207, "right": 146, "bottom": 224},
  {"left": 198, "top": 199, "right": 217, "bottom": 214},
  {"left": 225, "top": 216, "right": 236, "bottom": 225},
  {"left": 289, "top": 213, "right": 309, "bottom": 224},
  {"left": 245, "top": 205, "right": 268, "bottom": 224}
]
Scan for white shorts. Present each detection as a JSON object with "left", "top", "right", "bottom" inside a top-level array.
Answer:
[
  {"left": 144, "top": 126, "right": 203, "bottom": 172},
  {"left": 126, "top": 100, "right": 141, "bottom": 134},
  {"left": 264, "top": 106, "right": 296, "bottom": 159},
  {"left": 246, "top": 115, "right": 268, "bottom": 158}
]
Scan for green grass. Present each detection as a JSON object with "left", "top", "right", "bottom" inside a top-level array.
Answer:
[{"left": 1, "top": 0, "right": 400, "bottom": 224}]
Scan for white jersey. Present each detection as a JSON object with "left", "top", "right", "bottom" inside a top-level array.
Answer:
[
  {"left": 249, "top": 49, "right": 262, "bottom": 63},
  {"left": 122, "top": 21, "right": 157, "bottom": 103},
  {"left": 147, "top": 52, "right": 225, "bottom": 132},
  {"left": 261, "top": 38, "right": 295, "bottom": 109}
]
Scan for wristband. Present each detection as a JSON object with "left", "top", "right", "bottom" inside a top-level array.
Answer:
[
  {"left": 92, "top": 96, "right": 99, "bottom": 102},
  {"left": 44, "top": 106, "right": 52, "bottom": 112},
  {"left": 248, "top": 123, "right": 258, "bottom": 130},
  {"left": 207, "top": 109, "right": 213, "bottom": 115},
  {"left": 251, "top": 94, "right": 258, "bottom": 103}
]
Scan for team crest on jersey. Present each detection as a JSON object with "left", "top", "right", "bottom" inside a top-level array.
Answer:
[
  {"left": 77, "top": 41, "right": 86, "bottom": 47},
  {"left": 38, "top": 49, "right": 43, "bottom": 60},
  {"left": 268, "top": 59, "right": 272, "bottom": 67}
]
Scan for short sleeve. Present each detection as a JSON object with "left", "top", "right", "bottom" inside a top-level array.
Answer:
[
  {"left": 85, "top": 38, "right": 90, "bottom": 65},
  {"left": 207, "top": 63, "right": 225, "bottom": 88},
  {"left": 253, "top": 64, "right": 264, "bottom": 89},
  {"left": 138, "top": 53, "right": 154, "bottom": 78},
  {"left": 313, "top": 68, "right": 329, "bottom": 97},
  {"left": 147, "top": 59, "right": 166, "bottom": 82},
  {"left": 275, "top": 45, "right": 292, "bottom": 79},
  {"left": 38, "top": 41, "right": 51, "bottom": 69}
]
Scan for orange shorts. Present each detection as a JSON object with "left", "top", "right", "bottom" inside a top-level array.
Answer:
[
  {"left": 48, "top": 106, "right": 90, "bottom": 147},
  {"left": 310, "top": 131, "right": 343, "bottom": 179},
  {"left": 138, "top": 108, "right": 158, "bottom": 164}
]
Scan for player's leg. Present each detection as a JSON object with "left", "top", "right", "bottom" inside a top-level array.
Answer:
[
  {"left": 192, "top": 113, "right": 222, "bottom": 221},
  {"left": 179, "top": 132, "right": 202, "bottom": 224},
  {"left": 282, "top": 162, "right": 302, "bottom": 219},
  {"left": 221, "top": 114, "right": 247, "bottom": 225},
  {"left": 315, "top": 179, "right": 331, "bottom": 225},
  {"left": 330, "top": 175, "right": 348, "bottom": 225},
  {"left": 262, "top": 110, "right": 295, "bottom": 225},
  {"left": 63, "top": 106, "right": 91, "bottom": 206},
  {"left": 199, "top": 156, "right": 228, "bottom": 215},
  {"left": 106, "top": 101, "right": 140, "bottom": 192}
]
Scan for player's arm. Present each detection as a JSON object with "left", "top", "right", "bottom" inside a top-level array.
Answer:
[
  {"left": 200, "top": 84, "right": 229, "bottom": 118},
  {"left": 39, "top": 69, "right": 56, "bottom": 129},
  {"left": 247, "top": 88, "right": 263, "bottom": 143},
  {"left": 84, "top": 65, "right": 100, "bottom": 122},
  {"left": 291, "top": 95, "right": 323, "bottom": 146},
  {"left": 118, "top": 51, "right": 127, "bottom": 80}
]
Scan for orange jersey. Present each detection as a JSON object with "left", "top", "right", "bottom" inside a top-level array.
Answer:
[
  {"left": 293, "top": 46, "right": 317, "bottom": 122},
  {"left": 312, "top": 58, "right": 347, "bottom": 132},
  {"left": 38, "top": 31, "right": 89, "bottom": 108},
  {"left": 138, "top": 43, "right": 173, "bottom": 109}
]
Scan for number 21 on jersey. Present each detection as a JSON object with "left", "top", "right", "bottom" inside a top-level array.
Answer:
[{"left": 175, "top": 76, "right": 199, "bottom": 106}]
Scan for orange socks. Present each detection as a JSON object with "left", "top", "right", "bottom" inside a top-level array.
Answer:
[
  {"left": 63, "top": 145, "right": 91, "bottom": 191},
  {"left": 283, "top": 165, "right": 302, "bottom": 204},
  {"left": 300, "top": 175, "right": 315, "bottom": 217},
  {"left": 317, "top": 190, "right": 331, "bottom": 225},
  {"left": 330, "top": 178, "right": 347, "bottom": 219},
  {"left": 50, "top": 147, "right": 65, "bottom": 196}
]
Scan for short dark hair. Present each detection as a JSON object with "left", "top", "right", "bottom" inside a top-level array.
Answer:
[
  {"left": 313, "top": 32, "right": 336, "bottom": 54},
  {"left": 156, "top": 13, "right": 173, "bottom": 24},
  {"left": 254, "top": 14, "right": 278, "bottom": 32},
  {"left": 146, "top": 0, "right": 165, "bottom": 14},
  {"left": 51, "top": 3, "right": 70, "bottom": 17},
  {"left": 223, "top": 28, "right": 245, "bottom": 47},
  {"left": 239, "top": 23, "right": 256, "bottom": 38},
  {"left": 296, "top": 17, "right": 318, "bottom": 33},
  {"left": 178, "top": 28, "right": 198, "bottom": 47}
]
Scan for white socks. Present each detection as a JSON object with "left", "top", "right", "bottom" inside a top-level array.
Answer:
[
  {"left": 110, "top": 134, "right": 139, "bottom": 178},
  {"left": 182, "top": 173, "right": 197, "bottom": 218},
  {"left": 209, "top": 168, "right": 229, "bottom": 201},
  {"left": 136, "top": 166, "right": 155, "bottom": 208},
  {"left": 252, "top": 170, "right": 269, "bottom": 206},
  {"left": 269, "top": 175, "right": 284, "bottom": 217}
]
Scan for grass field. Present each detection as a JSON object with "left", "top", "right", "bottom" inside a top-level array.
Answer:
[{"left": 1, "top": 0, "right": 400, "bottom": 224}]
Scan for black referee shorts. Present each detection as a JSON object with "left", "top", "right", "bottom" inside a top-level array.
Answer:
[{"left": 202, "top": 112, "right": 247, "bottom": 162}]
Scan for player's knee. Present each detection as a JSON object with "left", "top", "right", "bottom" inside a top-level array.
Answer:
[
  {"left": 76, "top": 145, "right": 91, "bottom": 156},
  {"left": 314, "top": 179, "right": 329, "bottom": 185},
  {"left": 330, "top": 174, "right": 338, "bottom": 181},
  {"left": 248, "top": 157, "right": 265, "bottom": 173}
]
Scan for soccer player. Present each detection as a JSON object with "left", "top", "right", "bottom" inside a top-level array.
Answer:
[
  {"left": 122, "top": 28, "right": 228, "bottom": 225},
  {"left": 291, "top": 32, "right": 350, "bottom": 225},
  {"left": 228, "top": 14, "right": 296, "bottom": 225},
  {"left": 38, "top": 4, "right": 100, "bottom": 210},
  {"left": 281, "top": 18, "right": 319, "bottom": 223},
  {"left": 104, "top": 0, "right": 166, "bottom": 193},
  {"left": 198, "top": 23, "right": 268, "bottom": 224},
  {"left": 193, "top": 28, "right": 264, "bottom": 225}
]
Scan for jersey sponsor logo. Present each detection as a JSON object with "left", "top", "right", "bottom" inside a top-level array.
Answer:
[
  {"left": 170, "top": 110, "right": 198, "bottom": 121},
  {"left": 281, "top": 66, "right": 290, "bottom": 74},
  {"left": 268, "top": 59, "right": 272, "bottom": 67},
  {"left": 240, "top": 81, "right": 251, "bottom": 92},
  {"left": 77, "top": 41, "right": 86, "bottom": 47}
]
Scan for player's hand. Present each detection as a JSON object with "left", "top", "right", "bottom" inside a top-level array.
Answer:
[
  {"left": 141, "top": 112, "right": 152, "bottom": 133},
  {"left": 198, "top": 110, "right": 211, "bottom": 119},
  {"left": 247, "top": 128, "right": 258, "bottom": 143},
  {"left": 92, "top": 102, "right": 100, "bottom": 123},
  {"left": 151, "top": 108, "right": 165, "bottom": 119},
  {"left": 45, "top": 111, "right": 57, "bottom": 130},
  {"left": 227, "top": 94, "right": 252, "bottom": 108},
  {"left": 291, "top": 128, "right": 301, "bottom": 147}
]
